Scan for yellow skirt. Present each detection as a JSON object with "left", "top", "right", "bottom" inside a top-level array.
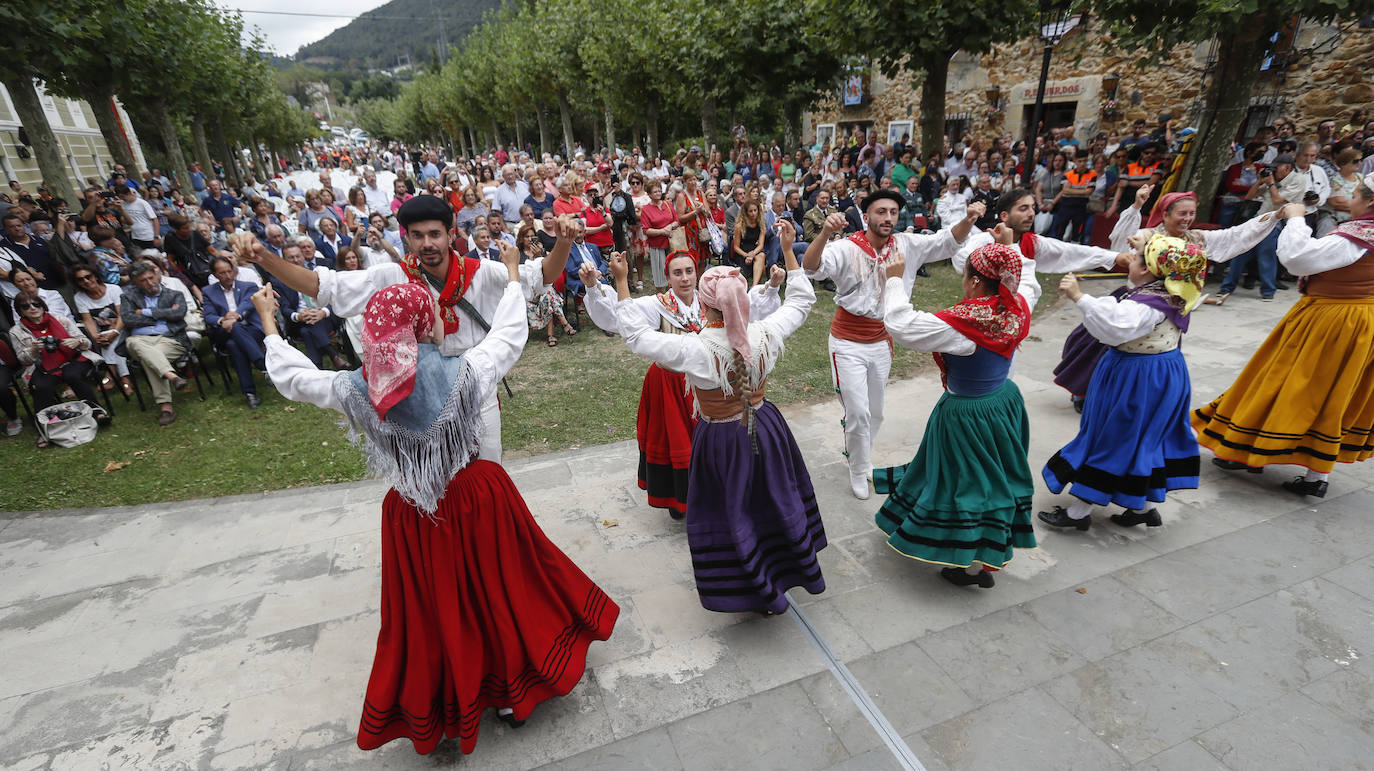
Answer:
[{"left": 1192, "top": 296, "right": 1374, "bottom": 473}]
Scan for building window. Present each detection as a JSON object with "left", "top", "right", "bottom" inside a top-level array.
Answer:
[
  {"left": 67, "top": 100, "right": 89, "bottom": 129},
  {"left": 36, "top": 83, "right": 61, "bottom": 125}
]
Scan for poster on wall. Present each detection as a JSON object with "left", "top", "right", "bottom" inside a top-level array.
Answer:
[
  {"left": 815, "top": 123, "right": 836, "bottom": 149},
  {"left": 844, "top": 75, "right": 864, "bottom": 106},
  {"left": 886, "top": 120, "right": 913, "bottom": 148}
]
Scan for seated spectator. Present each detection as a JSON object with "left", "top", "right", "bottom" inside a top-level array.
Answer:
[
  {"left": 259, "top": 223, "right": 289, "bottom": 259},
  {"left": 466, "top": 226, "right": 500, "bottom": 261},
  {"left": 334, "top": 248, "right": 365, "bottom": 355},
  {"left": 265, "top": 243, "right": 349, "bottom": 371},
  {"left": 202, "top": 255, "right": 267, "bottom": 408},
  {"left": 119, "top": 260, "right": 191, "bottom": 426},
  {"left": 935, "top": 178, "right": 967, "bottom": 227},
  {"left": 352, "top": 219, "right": 402, "bottom": 268},
  {"left": 732, "top": 200, "right": 766, "bottom": 284},
  {"left": 89, "top": 227, "right": 132, "bottom": 285},
  {"left": 582, "top": 194, "right": 615, "bottom": 257},
  {"left": 296, "top": 236, "right": 332, "bottom": 271},
  {"left": 562, "top": 219, "right": 609, "bottom": 296},
  {"left": 389, "top": 178, "right": 413, "bottom": 214},
  {"left": 298, "top": 190, "right": 341, "bottom": 238},
  {"left": 553, "top": 175, "right": 587, "bottom": 217},
  {"left": 10, "top": 293, "right": 109, "bottom": 444},
  {"left": 368, "top": 211, "right": 404, "bottom": 250},
  {"left": 70, "top": 265, "right": 132, "bottom": 396},
  {"left": 454, "top": 187, "right": 488, "bottom": 235},
  {"left": 247, "top": 198, "right": 282, "bottom": 244},
  {"left": 519, "top": 224, "right": 575, "bottom": 347},
  {"left": 488, "top": 215, "right": 518, "bottom": 247},
  {"left": 313, "top": 217, "right": 352, "bottom": 264},
  {"left": 524, "top": 181, "right": 556, "bottom": 219},
  {"left": 1, "top": 212, "right": 61, "bottom": 290},
  {"left": 897, "top": 174, "right": 931, "bottom": 233},
  {"left": 7, "top": 266, "right": 72, "bottom": 324}
]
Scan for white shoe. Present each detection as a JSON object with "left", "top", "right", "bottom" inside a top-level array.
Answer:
[
  {"left": 850, "top": 473, "right": 871, "bottom": 500},
  {"left": 5, "top": 418, "right": 21, "bottom": 436}
]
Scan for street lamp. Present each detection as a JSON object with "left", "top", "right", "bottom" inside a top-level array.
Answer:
[{"left": 1021, "top": 0, "right": 1076, "bottom": 187}]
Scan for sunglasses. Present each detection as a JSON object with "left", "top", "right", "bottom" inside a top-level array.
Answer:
[
  {"left": 75, "top": 274, "right": 97, "bottom": 283},
  {"left": 14, "top": 302, "right": 37, "bottom": 310}
]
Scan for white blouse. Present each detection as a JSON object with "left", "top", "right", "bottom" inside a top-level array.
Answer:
[
  {"left": 953, "top": 229, "right": 1118, "bottom": 298},
  {"left": 881, "top": 266, "right": 1043, "bottom": 356},
  {"left": 1074, "top": 293, "right": 1166, "bottom": 347},
  {"left": 615, "top": 269, "right": 814, "bottom": 389},
  {"left": 1108, "top": 205, "right": 1279, "bottom": 262},
  {"left": 583, "top": 282, "right": 781, "bottom": 335},
  {"left": 313, "top": 257, "right": 546, "bottom": 356},
  {"left": 1277, "top": 215, "right": 1367, "bottom": 275},
  {"left": 808, "top": 230, "right": 960, "bottom": 319},
  {"left": 265, "top": 281, "right": 529, "bottom": 413}
]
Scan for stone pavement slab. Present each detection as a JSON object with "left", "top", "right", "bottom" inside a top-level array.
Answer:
[{"left": 6, "top": 286, "right": 1374, "bottom": 770}]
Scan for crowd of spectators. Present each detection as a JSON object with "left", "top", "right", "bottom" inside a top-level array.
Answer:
[{"left": 1, "top": 104, "right": 1372, "bottom": 447}]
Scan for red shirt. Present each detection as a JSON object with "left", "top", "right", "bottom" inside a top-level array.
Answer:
[
  {"left": 553, "top": 197, "right": 586, "bottom": 217},
  {"left": 584, "top": 207, "right": 613, "bottom": 248},
  {"left": 639, "top": 201, "right": 676, "bottom": 249}
]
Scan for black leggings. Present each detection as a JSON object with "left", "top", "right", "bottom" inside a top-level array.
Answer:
[
  {"left": 0, "top": 364, "right": 16, "bottom": 419},
  {"left": 29, "top": 360, "right": 100, "bottom": 411}
]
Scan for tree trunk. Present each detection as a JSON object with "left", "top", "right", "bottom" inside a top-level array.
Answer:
[
  {"left": 489, "top": 114, "right": 501, "bottom": 151},
  {"left": 630, "top": 123, "right": 640, "bottom": 153},
  {"left": 189, "top": 116, "right": 214, "bottom": 179},
  {"left": 513, "top": 111, "right": 524, "bottom": 154},
  {"left": 4, "top": 75, "right": 78, "bottom": 204},
  {"left": 212, "top": 122, "right": 240, "bottom": 189},
  {"left": 468, "top": 125, "right": 478, "bottom": 157},
  {"left": 151, "top": 100, "right": 191, "bottom": 193},
  {"left": 80, "top": 84, "right": 139, "bottom": 179},
  {"left": 248, "top": 134, "right": 261, "bottom": 181},
  {"left": 604, "top": 99, "right": 616, "bottom": 155},
  {"left": 919, "top": 53, "right": 951, "bottom": 168},
  {"left": 1180, "top": 22, "right": 1273, "bottom": 221},
  {"left": 700, "top": 95, "right": 717, "bottom": 148},
  {"left": 535, "top": 106, "right": 551, "bottom": 157},
  {"left": 557, "top": 90, "right": 575, "bottom": 157},
  {"left": 592, "top": 115, "right": 602, "bottom": 156},
  {"left": 645, "top": 92, "right": 660, "bottom": 161},
  {"left": 784, "top": 100, "right": 802, "bottom": 150}
]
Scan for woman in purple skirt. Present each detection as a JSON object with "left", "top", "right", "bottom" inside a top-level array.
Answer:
[{"left": 607, "top": 221, "right": 825, "bottom": 615}]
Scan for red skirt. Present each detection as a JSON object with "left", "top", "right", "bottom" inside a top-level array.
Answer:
[
  {"left": 357, "top": 460, "right": 619, "bottom": 755},
  {"left": 636, "top": 364, "right": 695, "bottom": 515}
]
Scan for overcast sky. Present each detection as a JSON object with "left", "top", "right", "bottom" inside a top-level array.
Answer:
[{"left": 220, "top": 0, "right": 384, "bottom": 57}]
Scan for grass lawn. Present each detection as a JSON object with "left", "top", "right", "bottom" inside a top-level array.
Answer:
[{"left": 0, "top": 262, "right": 1060, "bottom": 512}]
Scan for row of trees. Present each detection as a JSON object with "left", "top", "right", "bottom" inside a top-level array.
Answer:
[
  {"left": 355, "top": 0, "right": 1365, "bottom": 219},
  {"left": 0, "top": 0, "right": 317, "bottom": 204}
]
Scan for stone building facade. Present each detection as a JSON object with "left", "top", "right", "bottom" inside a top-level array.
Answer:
[
  {"left": 0, "top": 81, "right": 146, "bottom": 193},
  {"left": 805, "top": 17, "right": 1373, "bottom": 154}
]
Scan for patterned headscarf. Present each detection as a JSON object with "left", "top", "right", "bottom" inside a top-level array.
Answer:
[
  {"left": 935, "top": 243, "right": 1030, "bottom": 358},
  {"left": 1143, "top": 234, "right": 1207, "bottom": 315},
  {"left": 697, "top": 266, "right": 752, "bottom": 362},
  {"left": 361, "top": 283, "right": 438, "bottom": 421}
]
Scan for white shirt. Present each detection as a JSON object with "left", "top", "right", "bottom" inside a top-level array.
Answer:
[
  {"left": 584, "top": 283, "right": 782, "bottom": 336},
  {"left": 808, "top": 230, "right": 961, "bottom": 319},
  {"left": 493, "top": 181, "right": 530, "bottom": 222},
  {"left": 881, "top": 264, "right": 1043, "bottom": 357},
  {"left": 1295, "top": 164, "right": 1331, "bottom": 214},
  {"left": 1074, "top": 292, "right": 1166, "bottom": 346},
  {"left": 1277, "top": 215, "right": 1368, "bottom": 275},
  {"left": 363, "top": 184, "right": 391, "bottom": 214},
  {"left": 954, "top": 230, "right": 1119, "bottom": 293},
  {"left": 1108, "top": 205, "right": 1280, "bottom": 263},
  {"left": 123, "top": 197, "right": 158, "bottom": 242}
]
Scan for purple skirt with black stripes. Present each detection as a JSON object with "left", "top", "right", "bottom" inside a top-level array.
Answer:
[{"left": 685, "top": 400, "right": 826, "bottom": 614}]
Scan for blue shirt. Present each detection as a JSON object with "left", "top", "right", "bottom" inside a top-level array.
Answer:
[
  {"left": 190, "top": 170, "right": 207, "bottom": 192},
  {"left": 525, "top": 192, "right": 556, "bottom": 218},
  {"left": 200, "top": 193, "right": 242, "bottom": 229},
  {"left": 133, "top": 292, "right": 170, "bottom": 336},
  {"left": 420, "top": 163, "right": 440, "bottom": 182}
]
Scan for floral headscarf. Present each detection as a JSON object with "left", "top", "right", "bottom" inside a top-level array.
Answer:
[
  {"left": 934, "top": 243, "right": 1030, "bottom": 358},
  {"left": 1143, "top": 234, "right": 1207, "bottom": 315},
  {"left": 360, "top": 283, "right": 438, "bottom": 420}
]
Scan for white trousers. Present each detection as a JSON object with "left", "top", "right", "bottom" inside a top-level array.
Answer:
[
  {"left": 478, "top": 391, "right": 502, "bottom": 462},
  {"left": 828, "top": 335, "right": 892, "bottom": 477}
]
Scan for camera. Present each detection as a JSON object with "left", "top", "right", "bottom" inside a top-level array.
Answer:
[
  {"left": 1258, "top": 166, "right": 1274, "bottom": 179},
  {"left": 1303, "top": 191, "right": 1320, "bottom": 204},
  {"left": 100, "top": 190, "right": 117, "bottom": 200},
  {"left": 41, "top": 336, "right": 59, "bottom": 353}
]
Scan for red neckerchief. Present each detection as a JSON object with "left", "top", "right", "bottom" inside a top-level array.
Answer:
[
  {"left": 399, "top": 249, "right": 481, "bottom": 336},
  {"left": 934, "top": 293, "right": 1030, "bottom": 359},
  {"left": 658, "top": 292, "right": 702, "bottom": 332},
  {"left": 847, "top": 230, "right": 896, "bottom": 263}
]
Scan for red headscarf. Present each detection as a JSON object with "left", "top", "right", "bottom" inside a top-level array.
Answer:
[
  {"left": 697, "top": 266, "right": 751, "bottom": 361},
  {"left": 935, "top": 243, "right": 1030, "bottom": 359},
  {"left": 1144, "top": 191, "right": 1197, "bottom": 229},
  {"left": 360, "top": 283, "right": 437, "bottom": 421}
]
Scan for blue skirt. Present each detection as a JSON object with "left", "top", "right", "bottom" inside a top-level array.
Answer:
[
  {"left": 685, "top": 401, "right": 826, "bottom": 614},
  {"left": 1043, "top": 348, "right": 1199, "bottom": 509}
]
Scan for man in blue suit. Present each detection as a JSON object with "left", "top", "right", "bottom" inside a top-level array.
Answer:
[
  {"left": 202, "top": 256, "right": 267, "bottom": 408},
  {"left": 562, "top": 218, "right": 610, "bottom": 296},
  {"left": 311, "top": 217, "right": 351, "bottom": 265},
  {"left": 270, "top": 243, "right": 350, "bottom": 370}
]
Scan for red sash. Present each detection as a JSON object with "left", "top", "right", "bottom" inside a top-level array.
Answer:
[
  {"left": 830, "top": 306, "right": 892, "bottom": 347},
  {"left": 400, "top": 249, "right": 482, "bottom": 336}
]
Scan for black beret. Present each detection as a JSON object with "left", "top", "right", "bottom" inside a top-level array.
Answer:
[
  {"left": 396, "top": 194, "right": 454, "bottom": 229},
  {"left": 862, "top": 189, "right": 907, "bottom": 212}
]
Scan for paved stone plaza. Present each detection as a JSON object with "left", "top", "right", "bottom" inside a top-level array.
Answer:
[{"left": 4, "top": 284, "right": 1374, "bottom": 771}]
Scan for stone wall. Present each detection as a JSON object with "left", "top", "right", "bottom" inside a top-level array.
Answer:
[{"left": 805, "top": 17, "right": 1373, "bottom": 152}]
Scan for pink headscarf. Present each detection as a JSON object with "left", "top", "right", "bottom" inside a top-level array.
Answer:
[
  {"left": 360, "top": 283, "right": 437, "bottom": 421},
  {"left": 697, "top": 266, "right": 752, "bottom": 362},
  {"left": 1145, "top": 191, "right": 1197, "bottom": 229}
]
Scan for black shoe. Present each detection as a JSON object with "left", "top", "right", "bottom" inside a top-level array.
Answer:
[
  {"left": 1241, "top": 275, "right": 1256, "bottom": 290},
  {"left": 820, "top": 279, "right": 837, "bottom": 292},
  {"left": 497, "top": 711, "right": 525, "bottom": 729},
  {"left": 245, "top": 393, "right": 262, "bottom": 409},
  {"left": 940, "top": 567, "right": 995, "bottom": 588},
  {"left": 669, "top": 510, "right": 686, "bottom": 521},
  {"left": 1071, "top": 395, "right": 1084, "bottom": 414},
  {"left": 1275, "top": 281, "right": 1290, "bottom": 291},
  {"left": 1212, "top": 457, "right": 1264, "bottom": 474},
  {"left": 1110, "top": 508, "right": 1163, "bottom": 527},
  {"left": 1281, "top": 476, "right": 1328, "bottom": 498},
  {"left": 916, "top": 266, "right": 930, "bottom": 278},
  {"left": 1038, "top": 506, "right": 1091, "bottom": 531}
]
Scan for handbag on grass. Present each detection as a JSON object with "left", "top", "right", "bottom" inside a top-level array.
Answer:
[{"left": 36, "top": 401, "right": 98, "bottom": 448}]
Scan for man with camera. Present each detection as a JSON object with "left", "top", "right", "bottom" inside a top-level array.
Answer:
[
  {"left": 80, "top": 186, "right": 131, "bottom": 246},
  {"left": 1219, "top": 153, "right": 1307, "bottom": 301}
]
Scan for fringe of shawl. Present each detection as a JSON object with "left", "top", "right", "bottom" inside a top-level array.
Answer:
[
  {"left": 332, "top": 358, "right": 485, "bottom": 519},
  {"left": 696, "top": 326, "right": 782, "bottom": 455}
]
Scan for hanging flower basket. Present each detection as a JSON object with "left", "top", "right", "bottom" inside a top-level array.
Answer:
[
  {"left": 985, "top": 105, "right": 1004, "bottom": 122},
  {"left": 1100, "top": 99, "right": 1122, "bottom": 120}
]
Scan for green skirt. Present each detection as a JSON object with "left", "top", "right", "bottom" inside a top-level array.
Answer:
[{"left": 874, "top": 380, "right": 1037, "bottom": 569}]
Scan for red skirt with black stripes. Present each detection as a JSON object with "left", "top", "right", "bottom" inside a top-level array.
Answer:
[
  {"left": 636, "top": 363, "right": 695, "bottom": 515},
  {"left": 357, "top": 459, "right": 619, "bottom": 755}
]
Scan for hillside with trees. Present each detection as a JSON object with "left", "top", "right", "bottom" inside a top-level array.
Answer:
[{"left": 294, "top": 0, "right": 502, "bottom": 69}]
